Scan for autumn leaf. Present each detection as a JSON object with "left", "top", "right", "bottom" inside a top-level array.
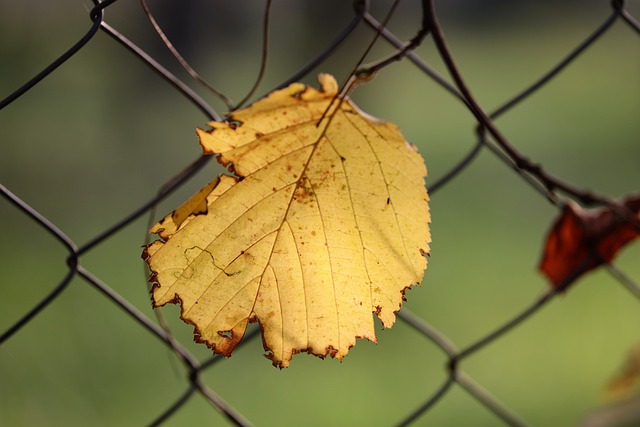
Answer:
[
  {"left": 607, "top": 344, "right": 640, "bottom": 399},
  {"left": 578, "top": 346, "right": 640, "bottom": 427},
  {"left": 143, "top": 74, "right": 431, "bottom": 367},
  {"left": 538, "top": 195, "right": 640, "bottom": 290}
]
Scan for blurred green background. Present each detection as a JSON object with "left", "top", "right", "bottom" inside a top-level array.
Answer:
[{"left": 1, "top": 0, "right": 639, "bottom": 426}]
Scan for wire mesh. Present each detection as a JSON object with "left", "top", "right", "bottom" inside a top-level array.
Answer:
[{"left": 1, "top": 0, "right": 639, "bottom": 426}]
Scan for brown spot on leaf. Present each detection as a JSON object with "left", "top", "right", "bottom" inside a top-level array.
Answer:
[
  {"left": 145, "top": 73, "right": 430, "bottom": 368},
  {"left": 293, "top": 176, "right": 315, "bottom": 204}
]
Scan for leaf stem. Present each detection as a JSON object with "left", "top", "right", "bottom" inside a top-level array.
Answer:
[{"left": 356, "top": 0, "right": 429, "bottom": 78}]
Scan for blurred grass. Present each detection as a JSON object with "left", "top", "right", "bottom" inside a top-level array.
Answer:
[{"left": 1, "top": 1, "right": 639, "bottom": 426}]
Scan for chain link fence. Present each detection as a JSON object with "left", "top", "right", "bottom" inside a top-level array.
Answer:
[{"left": 1, "top": 0, "right": 639, "bottom": 426}]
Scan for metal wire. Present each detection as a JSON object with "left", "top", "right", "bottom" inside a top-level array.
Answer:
[{"left": 1, "top": 1, "right": 638, "bottom": 426}]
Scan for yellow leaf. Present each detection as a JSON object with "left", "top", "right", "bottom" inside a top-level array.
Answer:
[
  {"left": 144, "top": 74, "right": 430, "bottom": 367},
  {"left": 606, "top": 344, "right": 640, "bottom": 399}
]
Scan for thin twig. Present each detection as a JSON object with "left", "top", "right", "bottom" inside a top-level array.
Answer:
[
  {"left": 99, "top": 22, "right": 220, "bottom": 121},
  {"left": 342, "top": 0, "right": 403, "bottom": 95},
  {"left": 274, "top": 0, "right": 369, "bottom": 90},
  {"left": 317, "top": 0, "right": 402, "bottom": 125},
  {"left": 423, "top": 0, "right": 611, "bottom": 207},
  {"left": 139, "top": 0, "right": 234, "bottom": 109},
  {"left": 480, "top": 132, "right": 563, "bottom": 207},
  {"left": 363, "top": 12, "right": 464, "bottom": 103},
  {"left": 356, "top": 0, "right": 429, "bottom": 77},
  {"left": 233, "top": 0, "right": 273, "bottom": 110},
  {"left": 77, "top": 155, "right": 211, "bottom": 255},
  {"left": 145, "top": 196, "right": 185, "bottom": 379},
  {"left": 80, "top": 267, "right": 251, "bottom": 425}
]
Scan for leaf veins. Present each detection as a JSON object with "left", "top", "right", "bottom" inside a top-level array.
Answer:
[{"left": 143, "top": 74, "right": 431, "bottom": 367}]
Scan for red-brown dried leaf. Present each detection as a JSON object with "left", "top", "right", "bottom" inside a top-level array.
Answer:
[{"left": 539, "top": 195, "right": 640, "bottom": 290}]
